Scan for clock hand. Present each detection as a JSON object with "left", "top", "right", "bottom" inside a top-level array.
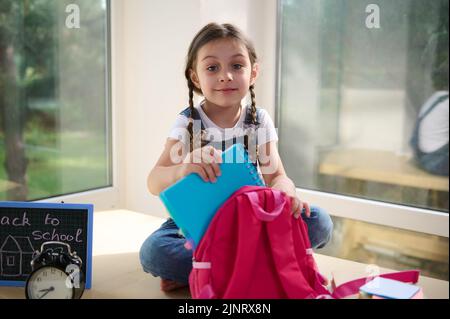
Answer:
[{"left": 38, "top": 286, "right": 55, "bottom": 299}]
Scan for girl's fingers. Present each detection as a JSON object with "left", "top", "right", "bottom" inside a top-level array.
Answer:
[
  {"left": 200, "top": 163, "right": 217, "bottom": 183},
  {"left": 291, "top": 197, "right": 301, "bottom": 218},
  {"left": 191, "top": 164, "right": 208, "bottom": 182},
  {"left": 213, "top": 149, "right": 223, "bottom": 164},
  {"left": 211, "top": 162, "right": 222, "bottom": 177},
  {"left": 201, "top": 147, "right": 212, "bottom": 164},
  {"left": 201, "top": 147, "right": 222, "bottom": 178},
  {"left": 201, "top": 146, "right": 216, "bottom": 164},
  {"left": 303, "top": 201, "right": 311, "bottom": 218},
  {"left": 202, "top": 146, "right": 223, "bottom": 164},
  {"left": 187, "top": 146, "right": 222, "bottom": 166}
]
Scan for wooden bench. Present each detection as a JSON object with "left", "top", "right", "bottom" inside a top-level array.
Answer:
[{"left": 319, "top": 149, "right": 448, "bottom": 191}]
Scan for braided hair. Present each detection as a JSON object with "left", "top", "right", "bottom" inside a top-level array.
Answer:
[{"left": 247, "top": 84, "right": 259, "bottom": 163}]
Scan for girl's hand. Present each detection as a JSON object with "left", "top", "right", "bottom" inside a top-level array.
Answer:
[
  {"left": 290, "top": 194, "right": 311, "bottom": 219},
  {"left": 178, "top": 146, "right": 223, "bottom": 182},
  {"left": 270, "top": 177, "right": 311, "bottom": 218}
]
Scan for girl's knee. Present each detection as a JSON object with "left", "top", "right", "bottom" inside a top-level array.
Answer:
[
  {"left": 139, "top": 229, "right": 193, "bottom": 280},
  {"left": 139, "top": 231, "right": 162, "bottom": 274},
  {"left": 309, "top": 206, "right": 334, "bottom": 249},
  {"left": 139, "top": 220, "right": 183, "bottom": 267},
  {"left": 316, "top": 207, "right": 333, "bottom": 233}
]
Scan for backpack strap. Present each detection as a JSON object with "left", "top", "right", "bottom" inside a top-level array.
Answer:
[
  {"left": 243, "top": 107, "right": 262, "bottom": 166},
  {"left": 410, "top": 94, "right": 449, "bottom": 155},
  {"left": 418, "top": 94, "right": 449, "bottom": 121},
  {"left": 180, "top": 105, "right": 262, "bottom": 133},
  {"left": 180, "top": 105, "right": 261, "bottom": 153},
  {"left": 180, "top": 106, "right": 206, "bottom": 152},
  {"left": 243, "top": 106, "right": 261, "bottom": 126},
  {"left": 180, "top": 106, "right": 206, "bottom": 131},
  {"left": 244, "top": 190, "right": 286, "bottom": 221},
  {"left": 231, "top": 185, "right": 269, "bottom": 199},
  {"left": 197, "top": 284, "right": 216, "bottom": 299}
]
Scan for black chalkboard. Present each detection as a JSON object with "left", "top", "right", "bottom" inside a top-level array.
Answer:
[{"left": 0, "top": 202, "right": 93, "bottom": 288}]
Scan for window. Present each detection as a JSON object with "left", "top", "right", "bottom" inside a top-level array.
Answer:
[
  {"left": 0, "top": 0, "right": 111, "bottom": 201},
  {"left": 7, "top": 255, "right": 15, "bottom": 267},
  {"left": 278, "top": 0, "right": 448, "bottom": 280}
]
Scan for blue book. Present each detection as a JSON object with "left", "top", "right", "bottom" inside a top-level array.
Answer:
[
  {"left": 159, "top": 143, "right": 265, "bottom": 247},
  {"left": 359, "top": 277, "right": 421, "bottom": 299}
]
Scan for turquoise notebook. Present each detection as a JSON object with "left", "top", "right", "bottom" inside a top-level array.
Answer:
[{"left": 159, "top": 143, "right": 265, "bottom": 247}]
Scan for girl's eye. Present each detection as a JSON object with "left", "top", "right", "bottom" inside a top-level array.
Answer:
[
  {"left": 207, "top": 65, "right": 218, "bottom": 72},
  {"left": 233, "top": 64, "right": 243, "bottom": 70}
]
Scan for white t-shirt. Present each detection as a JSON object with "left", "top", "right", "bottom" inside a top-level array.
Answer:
[
  {"left": 418, "top": 91, "right": 449, "bottom": 153},
  {"left": 168, "top": 101, "right": 279, "bottom": 150}
]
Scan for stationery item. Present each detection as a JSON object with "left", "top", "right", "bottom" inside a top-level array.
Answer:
[
  {"left": 159, "top": 143, "right": 264, "bottom": 247},
  {"left": 359, "top": 276, "right": 421, "bottom": 299}
]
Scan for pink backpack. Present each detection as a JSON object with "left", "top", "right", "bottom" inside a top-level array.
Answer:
[{"left": 189, "top": 185, "right": 420, "bottom": 299}]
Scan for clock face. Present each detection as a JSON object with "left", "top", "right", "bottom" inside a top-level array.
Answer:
[{"left": 26, "top": 266, "right": 74, "bottom": 299}]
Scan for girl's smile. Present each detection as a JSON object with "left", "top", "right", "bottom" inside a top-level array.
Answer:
[{"left": 214, "top": 87, "right": 239, "bottom": 93}]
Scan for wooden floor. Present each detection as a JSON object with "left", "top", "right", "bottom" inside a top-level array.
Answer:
[{"left": 0, "top": 210, "right": 448, "bottom": 299}]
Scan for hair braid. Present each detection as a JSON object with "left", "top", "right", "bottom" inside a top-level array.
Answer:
[
  {"left": 249, "top": 85, "right": 259, "bottom": 165},
  {"left": 249, "top": 85, "right": 257, "bottom": 125},
  {"left": 187, "top": 81, "right": 195, "bottom": 153}
]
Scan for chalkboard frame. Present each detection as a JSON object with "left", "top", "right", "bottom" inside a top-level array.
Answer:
[{"left": 0, "top": 201, "right": 93, "bottom": 289}]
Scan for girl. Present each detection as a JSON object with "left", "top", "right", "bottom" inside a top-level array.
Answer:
[{"left": 140, "top": 23, "right": 333, "bottom": 292}]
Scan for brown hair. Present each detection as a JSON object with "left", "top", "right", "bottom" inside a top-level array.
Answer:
[{"left": 184, "top": 23, "right": 258, "bottom": 153}]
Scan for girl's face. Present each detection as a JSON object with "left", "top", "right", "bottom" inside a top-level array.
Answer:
[{"left": 190, "top": 38, "right": 258, "bottom": 108}]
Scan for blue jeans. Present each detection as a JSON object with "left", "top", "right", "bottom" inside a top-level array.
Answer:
[
  {"left": 139, "top": 206, "right": 334, "bottom": 284},
  {"left": 415, "top": 143, "right": 449, "bottom": 176}
]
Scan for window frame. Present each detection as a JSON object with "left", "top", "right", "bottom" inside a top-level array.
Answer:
[
  {"left": 275, "top": 0, "right": 449, "bottom": 238},
  {"left": 35, "top": 0, "right": 122, "bottom": 211}
]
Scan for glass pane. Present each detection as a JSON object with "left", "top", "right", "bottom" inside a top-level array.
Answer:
[
  {"left": 279, "top": 0, "right": 448, "bottom": 280},
  {"left": 279, "top": 0, "right": 448, "bottom": 212},
  {"left": 0, "top": 0, "right": 111, "bottom": 201},
  {"left": 325, "top": 216, "right": 449, "bottom": 280}
]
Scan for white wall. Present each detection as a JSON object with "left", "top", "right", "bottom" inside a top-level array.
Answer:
[{"left": 114, "top": 0, "right": 278, "bottom": 216}]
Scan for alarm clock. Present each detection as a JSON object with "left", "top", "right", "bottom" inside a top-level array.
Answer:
[{"left": 26, "top": 241, "right": 85, "bottom": 299}]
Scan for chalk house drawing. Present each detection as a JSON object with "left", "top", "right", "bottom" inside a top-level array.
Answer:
[{"left": 0, "top": 236, "right": 35, "bottom": 277}]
